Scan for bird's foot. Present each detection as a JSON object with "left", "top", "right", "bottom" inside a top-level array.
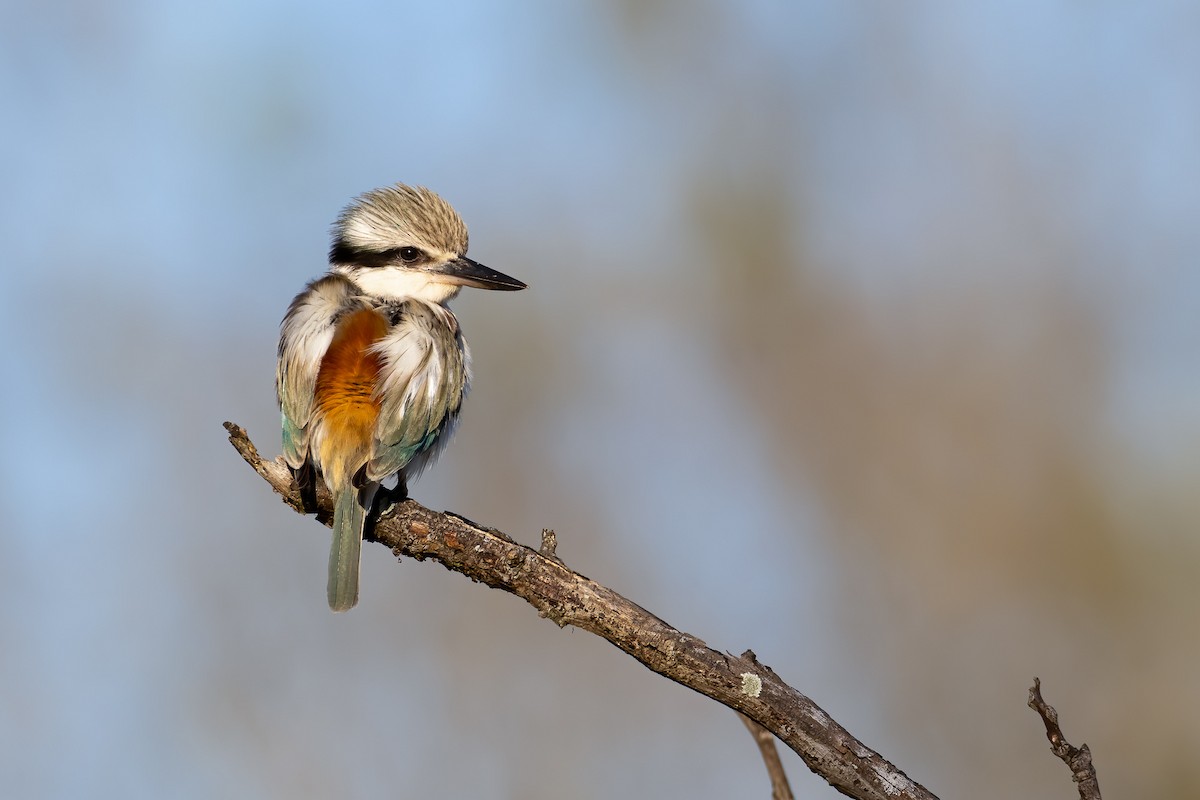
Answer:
[{"left": 373, "top": 481, "right": 411, "bottom": 520}]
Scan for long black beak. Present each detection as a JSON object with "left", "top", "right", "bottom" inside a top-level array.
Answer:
[{"left": 440, "top": 256, "right": 527, "bottom": 291}]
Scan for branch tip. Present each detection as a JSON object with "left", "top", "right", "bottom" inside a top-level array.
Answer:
[
  {"left": 540, "top": 528, "right": 559, "bottom": 560},
  {"left": 1027, "top": 678, "right": 1103, "bottom": 800}
]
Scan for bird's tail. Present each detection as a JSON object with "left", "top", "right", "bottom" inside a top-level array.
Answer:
[{"left": 328, "top": 484, "right": 370, "bottom": 612}]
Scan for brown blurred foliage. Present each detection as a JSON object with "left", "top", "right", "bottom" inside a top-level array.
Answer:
[{"left": 594, "top": 4, "right": 1200, "bottom": 798}]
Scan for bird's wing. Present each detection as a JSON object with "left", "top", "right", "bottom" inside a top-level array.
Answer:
[
  {"left": 367, "top": 300, "right": 469, "bottom": 482},
  {"left": 276, "top": 274, "right": 361, "bottom": 468}
]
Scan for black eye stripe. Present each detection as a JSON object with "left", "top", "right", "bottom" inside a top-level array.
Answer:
[{"left": 329, "top": 241, "right": 428, "bottom": 268}]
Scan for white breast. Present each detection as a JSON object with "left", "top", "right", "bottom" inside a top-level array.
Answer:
[{"left": 367, "top": 299, "right": 471, "bottom": 481}]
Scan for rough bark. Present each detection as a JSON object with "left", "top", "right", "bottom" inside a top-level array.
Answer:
[{"left": 226, "top": 421, "right": 935, "bottom": 800}]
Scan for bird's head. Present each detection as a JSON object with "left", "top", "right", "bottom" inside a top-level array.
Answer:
[{"left": 329, "top": 184, "right": 526, "bottom": 303}]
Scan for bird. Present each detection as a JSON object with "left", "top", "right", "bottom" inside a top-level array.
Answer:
[{"left": 276, "top": 184, "right": 526, "bottom": 611}]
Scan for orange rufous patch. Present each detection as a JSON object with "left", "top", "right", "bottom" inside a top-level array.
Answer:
[{"left": 315, "top": 308, "right": 389, "bottom": 481}]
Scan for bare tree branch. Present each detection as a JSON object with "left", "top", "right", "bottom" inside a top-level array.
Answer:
[
  {"left": 1028, "top": 678, "right": 1102, "bottom": 800},
  {"left": 739, "top": 706, "right": 796, "bottom": 800},
  {"left": 225, "top": 421, "right": 937, "bottom": 800}
]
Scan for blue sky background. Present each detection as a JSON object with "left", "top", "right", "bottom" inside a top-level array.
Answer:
[{"left": 2, "top": 2, "right": 1199, "bottom": 798}]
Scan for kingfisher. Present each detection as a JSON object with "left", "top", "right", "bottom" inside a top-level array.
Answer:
[{"left": 276, "top": 184, "right": 526, "bottom": 611}]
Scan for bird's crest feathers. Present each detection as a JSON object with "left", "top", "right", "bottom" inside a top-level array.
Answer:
[{"left": 331, "top": 184, "right": 469, "bottom": 263}]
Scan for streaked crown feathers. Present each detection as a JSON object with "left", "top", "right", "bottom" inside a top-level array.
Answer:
[{"left": 331, "top": 184, "right": 469, "bottom": 263}]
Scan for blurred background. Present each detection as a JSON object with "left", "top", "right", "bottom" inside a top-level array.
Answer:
[{"left": 3, "top": 1, "right": 1198, "bottom": 798}]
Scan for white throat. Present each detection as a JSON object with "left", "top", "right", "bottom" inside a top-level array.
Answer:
[{"left": 335, "top": 265, "right": 463, "bottom": 305}]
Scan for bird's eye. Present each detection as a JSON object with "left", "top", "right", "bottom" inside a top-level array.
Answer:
[{"left": 398, "top": 247, "right": 421, "bottom": 263}]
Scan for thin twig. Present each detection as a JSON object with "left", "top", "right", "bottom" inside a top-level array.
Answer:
[
  {"left": 739, "top": 707, "right": 796, "bottom": 800},
  {"left": 226, "top": 421, "right": 937, "bottom": 800},
  {"left": 1028, "top": 678, "right": 1102, "bottom": 800}
]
